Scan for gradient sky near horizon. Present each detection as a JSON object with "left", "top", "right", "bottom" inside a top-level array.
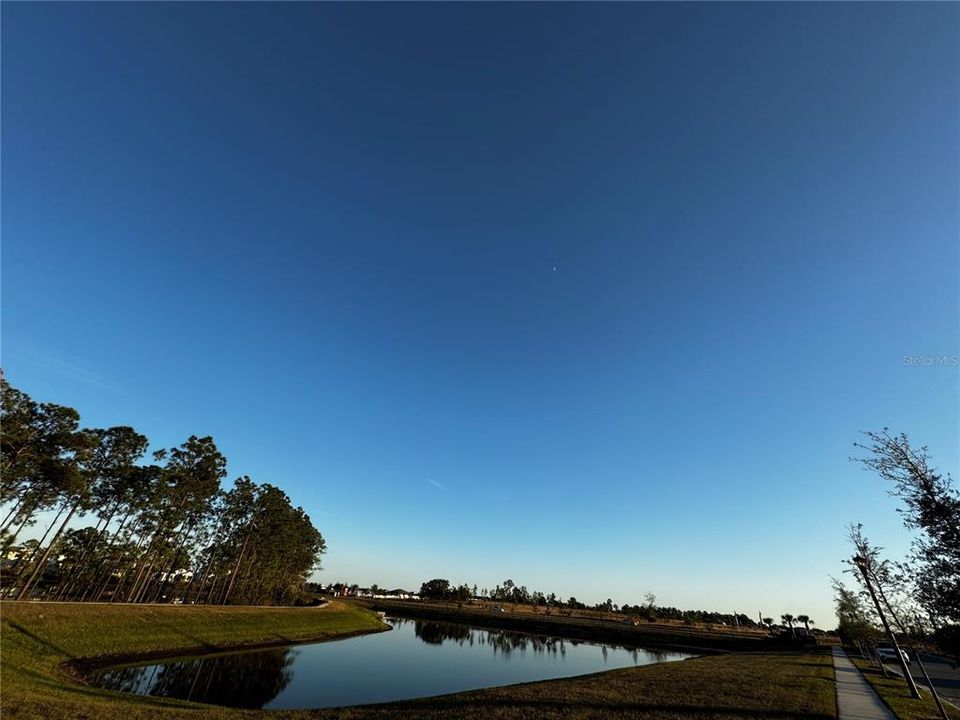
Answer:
[{"left": 3, "top": 3, "right": 958, "bottom": 626}]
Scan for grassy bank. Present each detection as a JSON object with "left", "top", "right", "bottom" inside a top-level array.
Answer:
[
  {"left": 323, "top": 649, "right": 837, "bottom": 720},
  {"left": 851, "top": 658, "right": 960, "bottom": 720},
  {"left": 373, "top": 598, "right": 772, "bottom": 636},
  {"left": 1, "top": 600, "right": 836, "bottom": 720},
  {"left": 1, "top": 600, "right": 387, "bottom": 720}
]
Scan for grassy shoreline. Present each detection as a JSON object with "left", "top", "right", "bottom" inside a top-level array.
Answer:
[
  {"left": 2, "top": 600, "right": 836, "bottom": 720},
  {"left": 1, "top": 600, "right": 387, "bottom": 719},
  {"left": 66, "top": 624, "right": 386, "bottom": 677},
  {"left": 365, "top": 598, "right": 779, "bottom": 653}
]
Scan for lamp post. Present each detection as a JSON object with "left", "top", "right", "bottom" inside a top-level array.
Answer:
[
  {"left": 852, "top": 555, "right": 921, "bottom": 699},
  {"left": 867, "top": 558, "right": 948, "bottom": 720}
]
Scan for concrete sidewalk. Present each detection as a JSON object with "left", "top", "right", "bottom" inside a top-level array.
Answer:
[{"left": 833, "top": 646, "right": 897, "bottom": 720}]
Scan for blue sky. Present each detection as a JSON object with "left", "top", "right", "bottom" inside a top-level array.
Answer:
[{"left": 2, "top": 3, "right": 957, "bottom": 625}]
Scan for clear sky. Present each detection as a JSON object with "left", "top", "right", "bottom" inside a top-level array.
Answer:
[{"left": 2, "top": 3, "right": 957, "bottom": 626}]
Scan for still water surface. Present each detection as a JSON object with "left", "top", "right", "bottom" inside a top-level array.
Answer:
[{"left": 91, "top": 617, "right": 694, "bottom": 709}]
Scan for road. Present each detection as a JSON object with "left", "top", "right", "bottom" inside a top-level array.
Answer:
[{"left": 883, "top": 652, "right": 960, "bottom": 706}]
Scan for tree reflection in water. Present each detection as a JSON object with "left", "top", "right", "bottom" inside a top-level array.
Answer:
[
  {"left": 401, "top": 618, "right": 638, "bottom": 661},
  {"left": 90, "top": 620, "right": 690, "bottom": 710},
  {"left": 94, "top": 647, "right": 295, "bottom": 709}
]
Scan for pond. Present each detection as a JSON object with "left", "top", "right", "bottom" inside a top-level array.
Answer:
[{"left": 90, "top": 616, "right": 695, "bottom": 709}]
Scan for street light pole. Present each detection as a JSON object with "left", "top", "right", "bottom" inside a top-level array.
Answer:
[
  {"left": 869, "top": 569, "right": 949, "bottom": 720},
  {"left": 852, "top": 555, "right": 921, "bottom": 700},
  {"left": 905, "top": 614, "right": 951, "bottom": 720}
]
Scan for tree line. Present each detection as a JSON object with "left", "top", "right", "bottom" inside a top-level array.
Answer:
[
  {"left": 416, "top": 577, "right": 814, "bottom": 630},
  {"left": 833, "top": 429, "right": 959, "bottom": 660},
  {"left": 1, "top": 379, "right": 325, "bottom": 605}
]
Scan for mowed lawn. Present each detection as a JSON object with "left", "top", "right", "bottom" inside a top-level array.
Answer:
[
  {"left": 324, "top": 650, "right": 838, "bottom": 720},
  {"left": 852, "top": 659, "right": 960, "bottom": 720},
  {"left": 1, "top": 601, "right": 837, "bottom": 720},
  {"left": 1, "top": 600, "right": 386, "bottom": 720}
]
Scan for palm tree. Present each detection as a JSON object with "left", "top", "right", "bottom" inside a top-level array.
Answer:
[
  {"left": 796, "top": 614, "right": 814, "bottom": 633},
  {"left": 781, "top": 613, "right": 796, "bottom": 637}
]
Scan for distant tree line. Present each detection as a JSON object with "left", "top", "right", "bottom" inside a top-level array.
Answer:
[
  {"left": 419, "top": 578, "right": 473, "bottom": 606},
  {"left": 1, "top": 379, "right": 325, "bottom": 605},
  {"left": 417, "top": 577, "right": 778, "bottom": 628}
]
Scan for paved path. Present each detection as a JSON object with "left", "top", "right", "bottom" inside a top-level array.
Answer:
[{"left": 833, "top": 646, "right": 897, "bottom": 720}]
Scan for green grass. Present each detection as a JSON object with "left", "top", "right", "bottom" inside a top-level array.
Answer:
[
  {"left": 1, "top": 600, "right": 386, "bottom": 719},
  {"left": 852, "top": 658, "right": 960, "bottom": 720},
  {"left": 324, "top": 649, "right": 838, "bottom": 720},
  {"left": 1, "top": 600, "right": 837, "bottom": 720}
]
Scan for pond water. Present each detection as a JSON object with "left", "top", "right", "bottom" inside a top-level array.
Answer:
[{"left": 90, "top": 616, "right": 694, "bottom": 709}]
